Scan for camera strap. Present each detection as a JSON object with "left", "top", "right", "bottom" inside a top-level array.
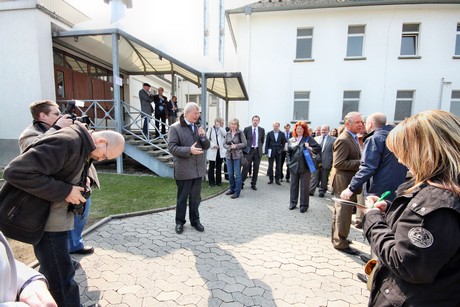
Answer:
[{"left": 79, "top": 159, "right": 93, "bottom": 193}]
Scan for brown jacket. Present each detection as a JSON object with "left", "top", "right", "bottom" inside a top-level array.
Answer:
[{"left": 329, "top": 130, "right": 362, "bottom": 195}]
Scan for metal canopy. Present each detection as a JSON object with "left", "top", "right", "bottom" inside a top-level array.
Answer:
[{"left": 52, "top": 28, "right": 248, "bottom": 101}]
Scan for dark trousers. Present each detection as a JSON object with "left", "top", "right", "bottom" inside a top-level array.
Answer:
[
  {"left": 281, "top": 151, "right": 290, "bottom": 180},
  {"left": 290, "top": 171, "right": 312, "bottom": 209},
  {"left": 175, "top": 178, "right": 202, "bottom": 225},
  {"left": 242, "top": 148, "right": 261, "bottom": 186},
  {"left": 142, "top": 116, "right": 149, "bottom": 135},
  {"left": 267, "top": 152, "right": 282, "bottom": 182},
  {"left": 155, "top": 112, "right": 167, "bottom": 135},
  {"left": 208, "top": 153, "right": 223, "bottom": 186},
  {"left": 309, "top": 166, "right": 331, "bottom": 195},
  {"left": 34, "top": 231, "right": 80, "bottom": 307}
]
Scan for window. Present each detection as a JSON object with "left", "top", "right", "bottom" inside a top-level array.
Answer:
[
  {"left": 346, "top": 25, "right": 365, "bottom": 58},
  {"left": 455, "top": 24, "right": 460, "bottom": 56},
  {"left": 209, "top": 94, "right": 219, "bottom": 106},
  {"left": 400, "top": 24, "right": 420, "bottom": 56},
  {"left": 293, "top": 91, "right": 310, "bottom": 120},
  {"left": 296, "top": 28, "right": 313, "bottom": 59},
  {"left": 186, "top": 94, "right": 201, "bottom": 106},
  {"left": 450, "top": 90, "right": 460, "bottom": 117},
  {"left": 342, "top": 91, "right": 360, "bottom": 120},
  {"left": 394, "top": 90, "right": 414, "bottom": 121}
]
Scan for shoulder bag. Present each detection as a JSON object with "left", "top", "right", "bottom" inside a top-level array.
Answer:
[{"left": 0, "top": 181, "right": 51, "bottom": 245}]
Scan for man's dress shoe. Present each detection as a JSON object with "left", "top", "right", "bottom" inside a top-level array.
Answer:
[
  {"left": 275, "top": 181, "right": 281, "bottom": 185},
  {"left": 192, "top": 222, "right": 205, "bottom": 232},
  {"left": 251, "top": 185, "right": 257, "bottom": 190},
  {"left": 70, "top": 246, "right": 94, "bottom": 255},
  {"left": 175, "top": 224, "right": 184, "bottom": 234}
]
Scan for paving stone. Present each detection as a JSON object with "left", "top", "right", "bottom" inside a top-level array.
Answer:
[{"left": 77, "top": 164, "right": 369, "bottom": 306}]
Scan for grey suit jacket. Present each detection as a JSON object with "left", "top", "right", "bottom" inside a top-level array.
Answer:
[
  {"left": 244, "top": 126, "right": 265, "bottom": 158},
  {"left": 315, "top": 135, "right": 336, "bottom": 169},
  {"left": 139, "top": 89, "right": 154, "bottom": 115}
]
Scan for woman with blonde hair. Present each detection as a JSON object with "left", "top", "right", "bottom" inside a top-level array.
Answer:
[
  {"left": 359, "top": 110, "right": 460, "bottom": 306},
  {"left": 223, "top": 118, "right": 247, "bottom": 199},
  {"left": 287, "top": 121, "right": 321, "bottom": 212}
]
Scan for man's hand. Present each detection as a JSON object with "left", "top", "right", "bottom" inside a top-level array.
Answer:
[
  {"left": 20, "top": 279, "right": 57, "bottom": 307},
  {"left": 55, "top": 115, "right": 73, "bottom": 128},
  {"left": 65, "top": 186, "right": 86, "bottom": 204},
  {"left": 340, "top": 188, "right": 354, "bottom": 200},
  {"left": 190, "top": 142, "right": 204, "bottom": 155}
]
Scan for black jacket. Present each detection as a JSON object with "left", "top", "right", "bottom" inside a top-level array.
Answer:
[
  {"left": 363, "top": 182, "right": 460, "bottom": 306},
  {"left": 287, "top": 136, "right": 321, "bottom": 174}
]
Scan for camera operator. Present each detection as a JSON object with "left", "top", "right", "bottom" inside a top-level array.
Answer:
[
  {"left": 19, "top": 100, "right": 99, "bottom": 256},
  {"left": 8, "top": 110, "right": 125, "bottom": 306}
]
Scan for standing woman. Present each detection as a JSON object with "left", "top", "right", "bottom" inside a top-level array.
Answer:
[
  {"left": 359, "top": 110, "right": 460, "bottom": 306},
  {"left": 223, "top": 118, "right": 247, "bottom": 199},
  {"left": 206, "top": 118, "right": 227, "bottom": 187},
  {"left": 287, "top": 121, "right": 321, "bottom": 213}
]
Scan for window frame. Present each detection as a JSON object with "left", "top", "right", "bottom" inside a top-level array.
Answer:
[
  {"left": 394, "top": 90, "right": 415, "bottom": 121},
  {"left": 399, "top": 23, "right": 421, "bottom": 59},
  {"left": 454, "top": 23, "right": 460, "bottom": 58},
  {"left": 341, "top": 91, "right": 361, "bottom": 120},
  {"left": 294, "top": 28, "right": 314, "bottom": 62},
  {"left": 293, "top": 91, "right": 310, "bottom": 121},
  {"left": 450, "top": 90, "right": 460, "bottom": 117},
  {"left": 345, "top": 25, "right": 366, "bottom": 60}
]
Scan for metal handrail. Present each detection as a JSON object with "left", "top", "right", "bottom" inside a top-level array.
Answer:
[{"left": 56, "top": 100, "right": 171, "bottom": 156}]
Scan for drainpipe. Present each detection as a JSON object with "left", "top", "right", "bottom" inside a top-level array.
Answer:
[
  {"left": 438, "top": 77, "right": 451, "bottom": 110},
  {"left": 204, "top": 0, "right": 209, "bottom": 56}
]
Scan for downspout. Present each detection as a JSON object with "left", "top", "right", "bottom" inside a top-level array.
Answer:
[{"left": 204, "top": 0, "right": 209, "bottom": 56}]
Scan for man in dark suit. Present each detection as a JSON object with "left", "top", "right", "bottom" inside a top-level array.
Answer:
[
  {"left": 139, "top": 83, "right": 154, "bottom": 135},
  {"left": 242, "top": 115, "right": 265, "bottom": 190},
  {"left": 280, "top": 123, "right": 292, "bottom": 182},
  {"left": 330, "top": 112, "right": 363, "bottom": 255},
  {"left": 265, "top": 121, "right": 286, "bottom": 185},
  {"left": 153, "top": 87, "right": 168, "bottom": 136},
  {"left": 309, "top": 125, "right": 336, "bottom": 197}
]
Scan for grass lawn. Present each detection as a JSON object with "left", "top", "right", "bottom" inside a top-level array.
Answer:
[{"left": 89, "top": 172, "right": 229, "bottom": 224}]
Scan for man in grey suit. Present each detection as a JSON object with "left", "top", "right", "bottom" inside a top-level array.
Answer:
[
  {"left": 139, "top": 83, "right": 154, "bottom": 135},
  {"left": 168, "top": 102, "right": 210, "bottom": 234},
  {"left": 309, "top": 125, "right": 336, "bottom": 197},
  {"left": 242, "top": 115, "right": 265, "bottom": 190}
]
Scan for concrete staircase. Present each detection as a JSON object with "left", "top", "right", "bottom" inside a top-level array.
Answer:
[{"left": 122, "top": 131, "right": 174, "bottom": 178}]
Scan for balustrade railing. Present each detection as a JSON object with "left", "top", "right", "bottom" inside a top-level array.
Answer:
[{"left": 57, "top": 100, "right": 171, "bottom": 155}]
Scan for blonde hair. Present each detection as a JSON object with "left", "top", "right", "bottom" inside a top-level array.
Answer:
[
  {"left": 229, "top": 118, "right": 240, "bottom": 129},
  {"left": 386, "top": 110, "right": 460, "bottom": 196}
]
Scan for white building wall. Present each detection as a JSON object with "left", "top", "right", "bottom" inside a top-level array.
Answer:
[
  {"left": 230, "top": 4, "right": 460, "bottom": 129},
  {"left": 0, "top": 8, "right": 56, "bottom": 139}
]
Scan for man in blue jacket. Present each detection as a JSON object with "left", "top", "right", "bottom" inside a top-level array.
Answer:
[{"left": 340, "top": 112, "right": 407, "bottom": 202}]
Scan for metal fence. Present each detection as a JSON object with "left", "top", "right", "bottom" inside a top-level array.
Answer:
[{"left": 56, "top": 100, "right": 171, "bottom": 155}]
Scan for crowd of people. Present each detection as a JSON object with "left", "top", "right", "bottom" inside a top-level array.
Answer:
[
  {"left": 2, "top": 97, "right": 460, "bottom": 306},
  {"left": 138, "top": 83, "right": 179, "bottom": 137}
]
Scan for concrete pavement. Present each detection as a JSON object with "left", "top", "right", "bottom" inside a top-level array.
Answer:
[{"left": 74, "top": 164, "right": 371, "bottom": 307}]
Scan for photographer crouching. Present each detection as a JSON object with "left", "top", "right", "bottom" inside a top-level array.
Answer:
[
  {"left": 19, "top": 100, "right": 99, "bottom": 257},
  {"left": 6, "top": 99, "right": 125, "bottom": 306}
]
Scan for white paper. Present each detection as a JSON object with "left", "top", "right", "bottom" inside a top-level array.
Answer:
[{"left": 267, "top": 149, "right": 272, "bottom": 158}]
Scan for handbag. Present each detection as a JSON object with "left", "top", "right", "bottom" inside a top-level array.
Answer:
[
  {"left": 0, "top": 182, "right": 51, "bottom": 245},
  {"left": 240, "top": 155, "right": 249, "bottom": 167}
]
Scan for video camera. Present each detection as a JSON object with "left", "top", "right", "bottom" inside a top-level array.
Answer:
[{"left": 64, "top": 100, "right": 91, "bottom": 125}]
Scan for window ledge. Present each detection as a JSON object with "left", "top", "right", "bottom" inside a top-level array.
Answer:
[
  {"left": 293, "top": 58, "right": 315, "bottom": 63},
  {"left": 453, "top": 56, "right": 460, "bottom": 59},
  {"left": 344, "top": 57, "right": 366, "bottom": 61},
  {"left": 398, "top": 55, "right": 421, "bottom": 60},
  {"left": 291, "top": 120, "right": 311, "bottom": 124}
]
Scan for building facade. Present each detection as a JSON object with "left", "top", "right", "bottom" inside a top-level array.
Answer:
[{"left": 227, "top": 0, "right": 460, "bottom": 129}]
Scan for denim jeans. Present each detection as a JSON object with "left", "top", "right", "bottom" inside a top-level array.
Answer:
[
  {"left": 34, "top": 231, "right": 80, "bottom": 307},
  {"left": 226, "top": 158, "right": 242, "bottom": 196},
  {"left": 68, "top": 196, "right": 91, "bottom": 253}
]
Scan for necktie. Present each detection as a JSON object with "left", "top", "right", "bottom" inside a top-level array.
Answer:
[
  {"left": 320, "top": 136, "right": 325, "bottom": 152},
  {"left": 190, "top": 124, "right": 194, "bottom": 132},
  {"left": 252, "top": 128, "right": 256, "bottom": 147}
]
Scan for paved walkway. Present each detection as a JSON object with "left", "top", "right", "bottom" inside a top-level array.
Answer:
[{"left": 75, "top": 164, "right": 371, "bottom": 307}]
